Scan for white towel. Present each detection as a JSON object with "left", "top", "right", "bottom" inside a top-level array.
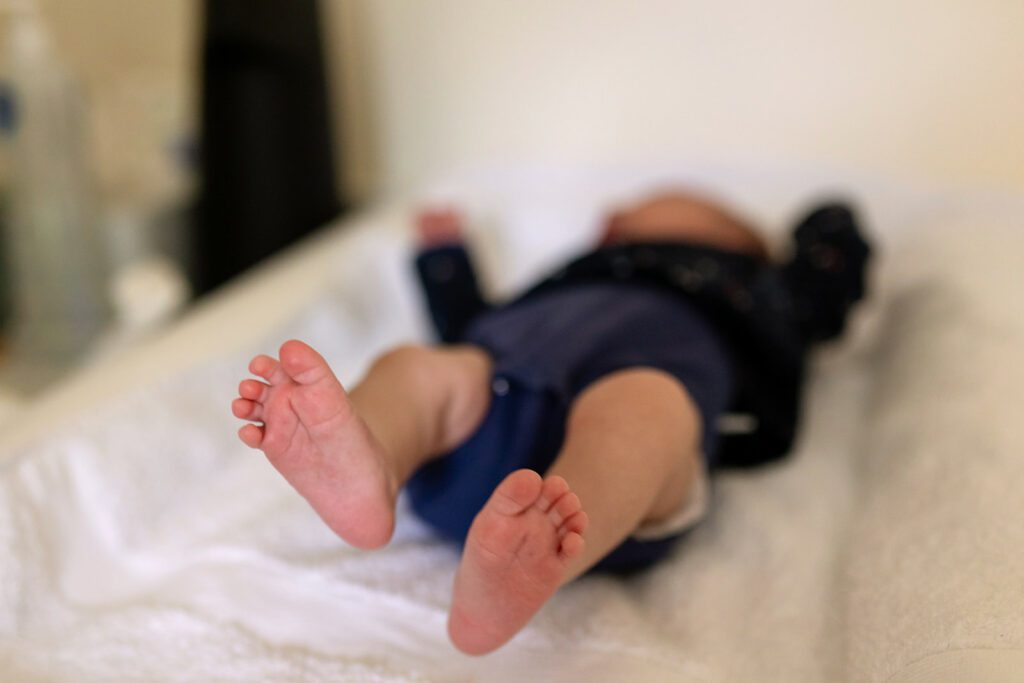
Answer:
[{"left": 2, "top": 165, "right": 1021, "bottom": 682}]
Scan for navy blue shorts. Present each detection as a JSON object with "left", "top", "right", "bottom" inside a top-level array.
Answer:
[{"left": 405, "top": 283, "right": 733, "bottom": 573}]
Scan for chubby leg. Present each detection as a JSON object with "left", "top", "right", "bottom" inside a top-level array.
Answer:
[
  {"left": 232, "top": 340, "right": 492, "bottom": 549},
  {"left": 448, "top": 368, "right": 702, "bottom": 654},
  {"left": 550, "top": 368, "right": 703, "bottom": 582}
]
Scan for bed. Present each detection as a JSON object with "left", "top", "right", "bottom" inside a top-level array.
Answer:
[{"left": 1, "top": 162, "right": 1023, "bottom": 682}]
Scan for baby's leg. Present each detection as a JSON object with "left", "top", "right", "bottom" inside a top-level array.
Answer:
[
  {"left": 448, "top": 368, "right": 701, "bottom": 654},
  {"left": 233, "top": 340, "right": 492, "bottom": 549},
  {"left": 548, "top": 368, "right": 702, "bottom": 581}
]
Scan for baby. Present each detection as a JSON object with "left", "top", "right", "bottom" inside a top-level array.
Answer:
[{"left": 231, "top": 191, "right": 871, "bottom": 655}]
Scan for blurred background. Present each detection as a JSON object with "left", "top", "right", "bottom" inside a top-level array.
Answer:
[{"left": 0, "top": 0, "right": 1022, "bottom": 395}]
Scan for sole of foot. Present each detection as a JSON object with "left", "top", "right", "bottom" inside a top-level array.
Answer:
[
  {"left": 233, "top": 339, "right": 396, "bottom": 549},
  {"left": 447, "top": 469, "right": 588, "bottom": 655}
]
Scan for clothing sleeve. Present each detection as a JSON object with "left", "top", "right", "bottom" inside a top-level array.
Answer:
[
  {"left": 780, "top": 202, "right": 873, "bottom": 343},
  {"left": 414, "top": 244, "right": 491, "bottom": 343}
]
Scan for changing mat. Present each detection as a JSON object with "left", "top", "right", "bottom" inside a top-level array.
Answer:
[{"left": 1, "top": 163, "right": 1022, "bottom": 682}]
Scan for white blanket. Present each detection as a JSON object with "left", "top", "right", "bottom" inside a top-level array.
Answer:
[{"left": 1, "top": 165, "right": 1021, "bottom": 682}]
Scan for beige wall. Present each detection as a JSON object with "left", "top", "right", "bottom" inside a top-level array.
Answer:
[
  {"left": 16, "top": 0, "right": 1024, "bottom": 203},
  {"left": 353, "top": 0, "right": 1024, "bottom": 195}
]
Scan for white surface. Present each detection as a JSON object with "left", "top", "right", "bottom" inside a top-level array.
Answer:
[
  {"left": 1, "top": 164, "right": 1022, "bottom": 682},
  {"left": 887, "top": 650, "right": 1024, "bottom": 683},
  {"left": 843, "top": 216, "right": 1024, "bottom": 683}
]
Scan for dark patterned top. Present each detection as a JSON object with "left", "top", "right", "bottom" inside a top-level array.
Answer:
[{"left": 415, "top": 202, "right": 872, "bottom": 467}]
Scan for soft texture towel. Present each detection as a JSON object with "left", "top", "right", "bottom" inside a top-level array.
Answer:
[
  {"left": 843, "top": 218, "right": 1024, "bottom": 683},
  {"left": 1, "top": 165, "right": 1021, "bottom": 682}
]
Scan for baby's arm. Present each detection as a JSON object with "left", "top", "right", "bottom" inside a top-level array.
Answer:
[{"left": 414, "top": 208, "right": 491, "bottom": 343}]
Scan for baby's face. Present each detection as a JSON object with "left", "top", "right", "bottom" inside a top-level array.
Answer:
[{"left": 603, "top": 192, "right": 768, "bottom": 260}]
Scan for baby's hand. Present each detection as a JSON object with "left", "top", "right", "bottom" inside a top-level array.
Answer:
[{"left": 415, "top": 207, "right": 465, "bottom": 247}]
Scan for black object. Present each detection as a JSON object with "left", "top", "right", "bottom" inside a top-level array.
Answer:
[
  {"left": 781, "top": 203, "right": 872, "bottom": 342},
  {"left": 414, "top": 246, "right": 491, "bottom": 344},
  {"left": 193, "top": 0, "right": 341, "bottom": 294},
  {"left": 415, "top": 202, "right": 872, "bottom": 468}
]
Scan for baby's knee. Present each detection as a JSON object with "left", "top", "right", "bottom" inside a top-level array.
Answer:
[
  {"left": 370, "top": 344, "right": 447, "bottom": 388},
  {"left": 568, "top": 367, "right": 701, "bottom": 444},
  {"left": 371, "top": 344, "right": 432, "bottom": 372}
]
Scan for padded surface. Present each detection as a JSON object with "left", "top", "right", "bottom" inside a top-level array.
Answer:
[{"left": 1, "top": 163, "right": 1021, "bottom": 681}]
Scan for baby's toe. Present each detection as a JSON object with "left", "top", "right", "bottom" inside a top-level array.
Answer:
[
  {"left": 547, "top": 491, "right": 581, "bottom": 527},
  {"left": 538, "top": 475, "right": 570, "bottom": 513},
  {"left": 278, "top": 340, "right": 332, "bottom": 385},
  {"left": 249, "top": 355, "right": 287, "bottom": 384},
  {"left": 490, "top": 469, "right": 544, "bottom": 516},
  {"left": 238, "top": 424, "right": 265, "bottom": 448},
  {"left": 238, "top": 379, "right": 268, "bottom": 402},
  {"left": 232, "top": 398, "right": 262, "bottom": 421},
  {"left": 560, "top": 510, "right": 589, "bottom": 537},
  {"left": 559, "top": 531, "right": 585, "bottom": 561}
]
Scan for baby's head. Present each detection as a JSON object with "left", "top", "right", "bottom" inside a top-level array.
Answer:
[{"left": 602, "top": 191, "right": 769, "bottom": 261}]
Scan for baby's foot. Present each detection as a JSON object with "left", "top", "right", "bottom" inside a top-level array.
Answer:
[
  {"left": 232, "top": 340, "right": 396, "bottom": 549},
  {"left": 448, "top": 470, "right": 589, "bottom": 655}
]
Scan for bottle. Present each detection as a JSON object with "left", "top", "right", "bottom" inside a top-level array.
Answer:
[{"left": 0, "top": 0, "right": 112, "bottom": 390}]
